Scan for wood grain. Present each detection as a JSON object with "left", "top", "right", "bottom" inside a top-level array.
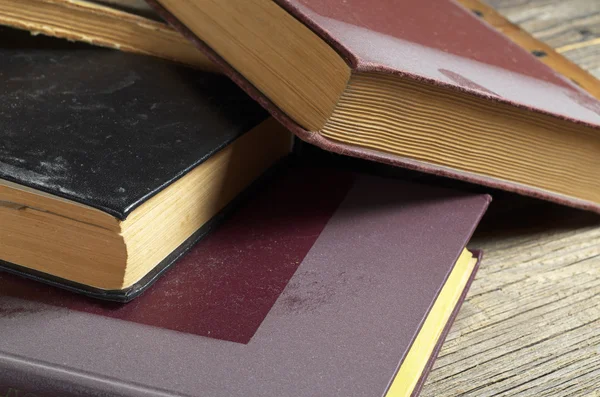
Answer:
[
  {"left": 458, "top": 0, "right": 600, "bottom": 99},
  {"left": 421, "top": 2, "right": 600, "bottom": 395},
  {"left": 488, "top": 0, "right": 600, "bottom": 79},
  {"left": 421, "top": 199, "right": 600, "bottom": 396}
]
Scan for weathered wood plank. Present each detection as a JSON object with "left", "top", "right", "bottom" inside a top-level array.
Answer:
[
  {"left": 457, "top": 0, "right": 600, "bottom": 98},
  {"left": 421, "top": 200, "right": 600, "bottom": 396},
  {"left": 487, "top": 0, "right": 600, "bottom": 78},
  {"left": 421, "top": 2, "right": 600, "bottom": 395}
]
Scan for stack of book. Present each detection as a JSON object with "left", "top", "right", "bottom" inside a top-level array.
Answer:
[{"left": 0, "top": 1, "right": 598, "bottom": 396}]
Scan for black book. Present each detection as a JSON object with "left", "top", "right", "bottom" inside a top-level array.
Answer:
[{"left": 0, "top": 30, "right": 291, "bottom": 301}]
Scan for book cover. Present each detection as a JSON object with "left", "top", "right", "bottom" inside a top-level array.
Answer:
[
  {"left": 148, "top": 0, "right": 600, "bottom": 213},
  {"left": 0, "top": 33, "right": 290, "bottom": 300},
  {"left": 0, "top": 165, "right": 490, "bottom": 397}
]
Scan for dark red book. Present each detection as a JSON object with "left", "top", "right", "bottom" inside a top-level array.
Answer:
[
  {"left": 148, "top": 0, "right": 600, "bottom": 213},
  {"left": 0, "top": 164, "right": 490, "bottom": 397}
]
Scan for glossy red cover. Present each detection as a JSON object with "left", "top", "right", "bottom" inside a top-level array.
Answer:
[
  {"left": 148, "top": 0, "right": 600, "bottom": 213},
  {"left": 0, "top": 165, "right": 490, "bottom": 397}
]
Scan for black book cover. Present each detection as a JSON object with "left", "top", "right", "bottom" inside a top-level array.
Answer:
[
  {"left": 0, "top": 29, "right": 273, "bottom": 300},
  {"left": 0, "top": 29, "right": 269, "bottom": 219}
]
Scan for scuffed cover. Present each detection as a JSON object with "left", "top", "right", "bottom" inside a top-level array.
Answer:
[
  {"left": 147, "top": 0, "right": 600, "bottom": 213},
  {"left": 0, "top": 38, "right": 268, "bottom": 219},
  {"left": 0, "top": 165, "right": 490, "bottom": 396}
]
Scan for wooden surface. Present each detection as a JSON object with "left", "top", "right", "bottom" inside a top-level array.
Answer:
[
  {"left": 421, "top": 1, "right": 600, "bottom": 395},
  {"left": 458, "top": 0, "right": 600, "bottom": 99},
  {"left": 488, "top": 0, "right": 600, "bottom": 79}
]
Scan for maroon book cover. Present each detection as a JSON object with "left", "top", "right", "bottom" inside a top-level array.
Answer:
[
  {"left": 0, "top": 165, "right": 490, "bottom": 397},
  {"left": 147, "top": 0, "right": 600, "bottom": 213}
]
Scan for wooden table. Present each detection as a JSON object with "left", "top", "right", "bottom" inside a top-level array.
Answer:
[{"left": 421, "top": 1, "right": 600, "bottom": 395}]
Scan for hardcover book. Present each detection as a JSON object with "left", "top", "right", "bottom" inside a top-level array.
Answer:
[
  {"left": 0, "top": 0, "right": 212, "bottom": 69},
  {"left": 0, "top": 32, "right": 291, "bottom": 300},
  {"left": 0, "top": 164, "right": 490, "bottom": 397},
  {"left": 148, "top": 0, "right": 600, "bottom": 213}
]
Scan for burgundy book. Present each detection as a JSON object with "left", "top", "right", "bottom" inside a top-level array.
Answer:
[
  {"left": 148, "top": 0, "right": 600, "bottom": 213},
  {"left": 0, "top": 165, "right": 490, "bottom": 397}
]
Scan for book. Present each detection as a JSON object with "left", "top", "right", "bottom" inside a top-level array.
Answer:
[
  {"left": 0, "top": 32, "right": 291, "bottom": 301},
  {"left": 458, "top": 0, "right": 600, "bottom": 101},
  {"left": 0, "top": 164, "right": 490, "bottom": 397},
  {"left": 0, "top": 0, "right": 213, "bottom": 70},
  {"left": 148, "top": 0, "right": 600, "bottom": 213}
]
